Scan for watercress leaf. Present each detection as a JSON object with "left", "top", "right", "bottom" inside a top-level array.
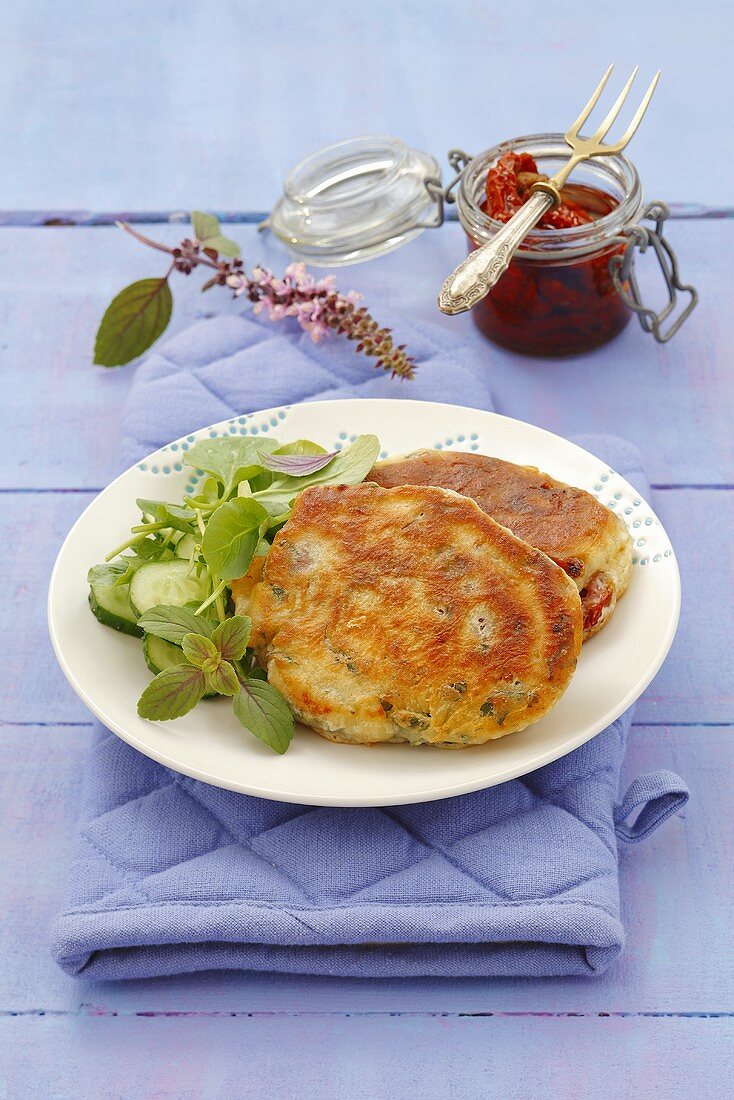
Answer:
[
  {"left": 202, "top": 233, "right": 241, "bottom": 258},
  {"left": 211, "top": 615, "right": 251, "bottom": 661},
  {"left": 185, "top": 476, "right": 222, "bottom": 511},
  {"left": 202, "top": 497, "right": 269, "bottom": 580},
  {"left": 181, "top": 632, "right": 219, "bottom": 668},
  {"left": 191, "top": 211, "right": 221, "bottom": 242},
  {"left": 185, "top": 436, "right": 280, "bottom": 494},
  {"left": 259, "top": 449, "right": 337, "bottom": 476},
  {"left": 137, "top": 604, "right": 215, "bottom": 643},
  {"left": 132, "top": 537, "right": 175, "bottom": 561},
  {"left": 94, "top": 278, "right": 173, "bottom": 368},
  {"left": 254, "top": 434, "right": 381, "bottom": 514},
  {"left": 205, "top": 659, "right": 240, "bottom": 697},
  {"left": 88, "top": 561, "right": 129, "bottom": 587},
  {"left": 136, "top": 498, "right": 195, "bottom": 533},
  {"left": 137, "top": 663, "right": 206, "bottom": 720},
  {"left": 233, "top": 679, "right": 295, "bottom": 754},
  {"left": 273, "top": 439, "right": 328, "bottom": 456}
]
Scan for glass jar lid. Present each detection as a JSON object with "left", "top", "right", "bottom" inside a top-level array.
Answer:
[{"left": 265, "top": 135, "right": 442, "bottom": 266}]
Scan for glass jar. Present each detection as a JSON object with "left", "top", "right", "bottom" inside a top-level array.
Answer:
[{"left": 454, "top": 134, "right": 645, "bottom": 356}]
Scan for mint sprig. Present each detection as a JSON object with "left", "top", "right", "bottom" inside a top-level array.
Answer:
[{"left": 135, "top": 609, "right": 294, "bottom": 753}]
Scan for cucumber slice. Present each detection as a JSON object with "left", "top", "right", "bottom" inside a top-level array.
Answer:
[
  {"left": 129, "top": 560, "right": 209, "bottom": 616},
  {"left": 142, "top": 634, "right": 216, "bottom": 697},
  {"left": 143, "top": 634, "right": 188, "bottom": 674},
  {"left": 175, "top": 533, "right": 198, "bottom": 559},
  {"left": 89, "top": 583, "right": 142, "bottom": 637}
]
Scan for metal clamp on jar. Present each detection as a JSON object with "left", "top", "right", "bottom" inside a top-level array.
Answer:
[{"left": 262, "top": 133, "right": 697, "bottom": 356}]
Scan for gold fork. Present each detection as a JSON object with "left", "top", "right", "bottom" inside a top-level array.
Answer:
[{"left": 438, "top": 65, "right": 661, "bottom": 315}]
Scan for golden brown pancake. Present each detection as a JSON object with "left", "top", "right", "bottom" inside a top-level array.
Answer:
[
  {"left": 244, "top": 483, "right": 582, "bottom": 747},
  {"left": 369, "top": 450, "right": 632, "bottom": 640}
]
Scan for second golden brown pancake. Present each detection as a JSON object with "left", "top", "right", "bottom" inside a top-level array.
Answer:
[{"left": 370, "top": 450, "right": 632, "bottom": 640}]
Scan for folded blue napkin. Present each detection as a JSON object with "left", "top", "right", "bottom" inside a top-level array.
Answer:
[{"left": 52, "top": 311, "right": 688, "bottom": 980}]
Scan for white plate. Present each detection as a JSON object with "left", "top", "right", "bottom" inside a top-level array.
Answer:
[{"left": 48, "top": 399, "right": 680, "bottom": 807}]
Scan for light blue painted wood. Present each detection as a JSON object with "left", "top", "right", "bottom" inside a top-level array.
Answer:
[
  {"left": 2, "top": 0, "right": 733, "bottom": 210},
  {"left": 0, "top": 724, "right": 729, "bottom": 1014},
  {"left": 1, "top": 0, "right": 733, "bottom": 1081},
  {"left": 2, "top": 1013, "right": 732, "bottom": 1099},
  {"left": 0, "top": 220, "right": 729, "bottom": 489}
]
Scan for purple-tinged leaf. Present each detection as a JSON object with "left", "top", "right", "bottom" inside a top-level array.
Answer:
[
  {"left": 181, "top": 632, "right": 219, "bottom": 668},
  {"left": 233, "top": 679, "right": 295, "bottom": 754},
  {"left": 94, "top": 278, "right": 173, "bottom": 367},
  {"left": 211, "top": 616, "right": 251, "bottom": 661},
  {"left": 137, "top": 664, "right": 206, "bottom": 720},
  {"left": 206, "top": 660, "right": 240, "bottom": 697},
  {"left": 259, "top": 450, "right": 337, "bottom": 476}
]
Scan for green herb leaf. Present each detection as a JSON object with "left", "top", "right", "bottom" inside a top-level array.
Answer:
[
  {"left": 136, "top": 498, "right": 195, "bottom": 533},
  {"left": 254, "top": 433, "right": 381, "bottom": 515},
  {"left": 211, "top": 615, "right": 251, "bottom": 661},
  {"left": 273, "top": 439, "right": 328, "bottom": 456},
  {"left": 181, "top": 632, "right": 219, "bottom": 668},
  {"left": 137, "top": 604, "right": 214, "bottom": 643},
  {"left": 247, "top": 665, "right": 268, "bottom": 682},
  {"left": 206, "top": 660, "right": 240, "bottom": 697},
  {"left": 202, "top": 233, "right": 241, "bottom": 258},
  {"left": 88, "top": 561, "right": 130, "bottom": 587},
  {"left": 185, "top": 436, "right": 280, "bottom": 495},
  {"left": 94, "top": 278, "right": 173, "bottom": 368},
  {"left": 202, "top": 497, "right": 269, "bottom": 580},
  {"left": 185, "top": 476, "right": 222, "bottom": 512},
  {"left": 191, "top": 212, "right": 241, "bottom": 258},
  {"left": 191, "top": 211, "right": 221, "bottom": 242},
  {"left": 137, "top": 663, "right": 206, "bottom": 720},
  {"left": 233, "top": 679, "right": 295, "bottom": 754}
]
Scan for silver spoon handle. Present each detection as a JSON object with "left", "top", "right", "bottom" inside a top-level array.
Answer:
[{"left": 438, "top": 191, "right": 554, "bottom": 315}]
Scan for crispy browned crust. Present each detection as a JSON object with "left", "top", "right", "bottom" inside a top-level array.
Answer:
[
  {"left": 247, "top": 483, "right": 582, "bottom": 747},
  {"left": 369, "top": 450, "right": 633, "bottom": 641}
]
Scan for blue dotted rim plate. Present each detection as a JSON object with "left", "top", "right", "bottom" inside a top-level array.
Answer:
[{"left": 49, "top": 399, "right": 680, "bottom": 807}]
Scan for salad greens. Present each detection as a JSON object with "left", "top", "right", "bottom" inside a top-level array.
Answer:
[{"left": 88, "top": 432, "right": 381, "bottom": 753}]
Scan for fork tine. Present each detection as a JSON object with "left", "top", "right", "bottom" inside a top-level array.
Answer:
[
  {"left": 566, "top": 63, "right": 615, "bottom": 138},
  {"left": 589, "top": 66, "right": 639, "bottom": 142},
  {"left": 608, "top": 70, "right": 661, "bottom": 151}
]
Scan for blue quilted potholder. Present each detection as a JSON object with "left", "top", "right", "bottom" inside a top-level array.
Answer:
[{"left": 52, "top": 311, "right": 688, "bottom": 980}]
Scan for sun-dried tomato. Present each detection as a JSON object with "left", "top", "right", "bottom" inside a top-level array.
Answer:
[{"left": 471, "top": 151, "right": 629, "bottom": 355}]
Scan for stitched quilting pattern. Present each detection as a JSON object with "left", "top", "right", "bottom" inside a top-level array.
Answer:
[{"left": 52, "top": 311, "right": 685, "bottom": 981}]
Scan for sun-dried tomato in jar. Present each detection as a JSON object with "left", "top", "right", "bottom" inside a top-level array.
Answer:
[{"left": 454, "top": 136, "right": 645, "bottom": 356}]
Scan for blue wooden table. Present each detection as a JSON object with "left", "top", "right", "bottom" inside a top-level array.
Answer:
[{"left": 2, "top": 2, "right": 732, "bottom": 1095}]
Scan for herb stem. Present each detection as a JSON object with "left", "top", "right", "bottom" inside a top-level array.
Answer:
[
  {"left": 195, "top": 578, "right": 228, "bottom": 616},
  {"left": 104, "top": 530, "right": 162, "bottom": 561},
  {"left": 117, "top": 221, "right": 175, "bottom": 255},
  {"left": 129, "top": 521, "right": 170, "bottom": 535}
]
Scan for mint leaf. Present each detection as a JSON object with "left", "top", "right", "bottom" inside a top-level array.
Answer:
[
  {"left": 233, "top": 679, "right": 295, "bottom": 754},
  {"left": 137, "top": 604, "right": 214, "bottom": 643},
  {"left": 185, "top": 436, "right": 280, "bottom": 495},
  {"left": 137, "top": 663, "right": 206, "bottom": 720},
  {"left": 206, "top": 660, "right": 240, "bottom": 697},
  {"left": 211, "top": 615, "right": 251, "bottom": 661},
  {"left": 202, "top": 497, "right": 269, "bottom": 580},
  {"left": 181, "top": 632, "right": 219, "bottom": 668},
  {"left": 94, "top": 278, "right": 173, "bottom": 368},
  {"left": 254, "top": 434, "right": 380, "bottom": 514}
]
